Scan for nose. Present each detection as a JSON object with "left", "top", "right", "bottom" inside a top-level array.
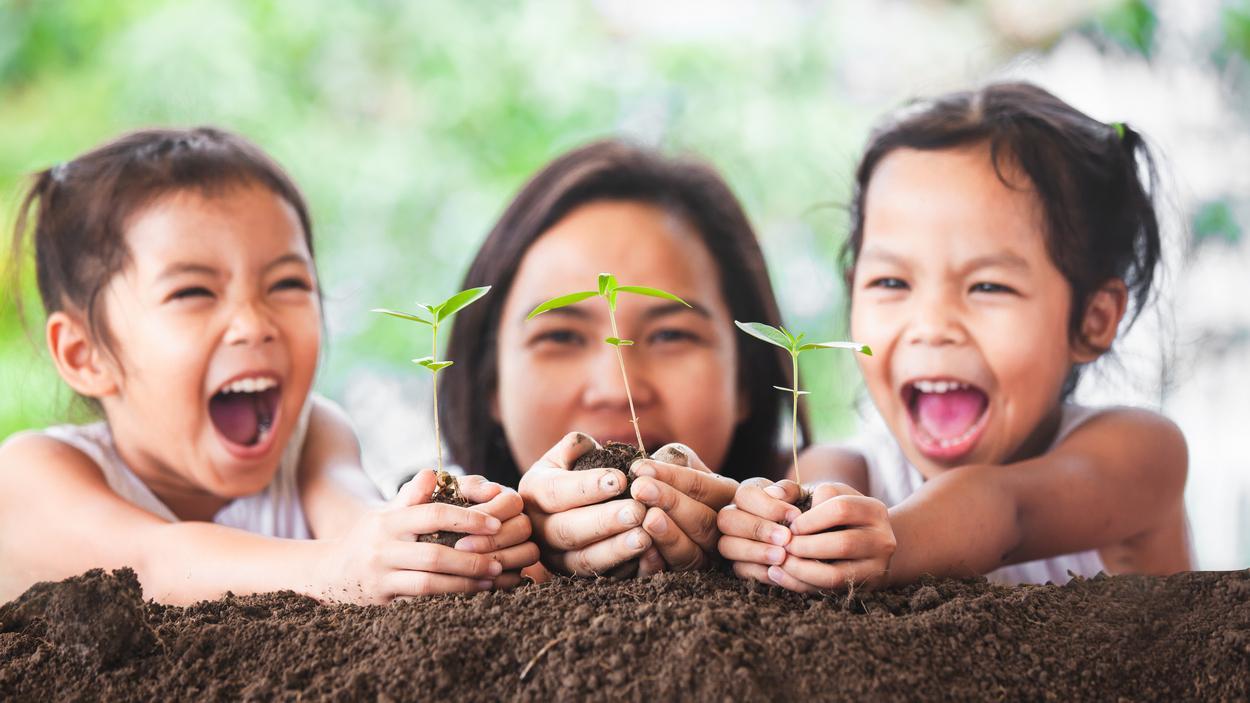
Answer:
[
  {"left": 581, "top": 343, "right": 656, "bottom": 410},
  {"left": 903, "top": 289, "right": 967, "bottom": 347},
  {"left": 224, "top": 301, "right": 277, "bottom": 347}
]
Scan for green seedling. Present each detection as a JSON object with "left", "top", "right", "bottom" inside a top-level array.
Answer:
[
  {"left": 527, "top": 273, "right": 689, "bottom": 456},
  {"left": 734, "top": 321, "right": 871, "bottom": 488},
  {"left": 373, "top": 286, "right": 491, "bottom": 476}
]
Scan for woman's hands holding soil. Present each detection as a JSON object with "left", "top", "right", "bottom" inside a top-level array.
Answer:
[
  {"left": 316, "top": 469, "right": 537, "bottom": 603},
  {"left": 630, "top": 443, "right": 738, "bottom": 575},
  {"left": 718, "top": 479, "right": 896, "bottom": 593},
  {"left": 519, "top": 433, "right": 738, "bottom": 577}
]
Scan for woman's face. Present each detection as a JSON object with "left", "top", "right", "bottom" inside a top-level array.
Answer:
[{"left": 495, "top": 200, "right": 745, "bottom": 473}]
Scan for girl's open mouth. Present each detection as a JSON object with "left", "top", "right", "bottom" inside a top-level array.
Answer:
[
  {"left": 208, "top": 375, "right": 283, "bottom": 458},
  {"left": 903, "top": 378, "right": 990, "bottom": 462}
]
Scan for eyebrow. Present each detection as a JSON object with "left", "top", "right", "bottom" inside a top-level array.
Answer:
[
  {"left": 859, "top": 248, "right": 1030, "bottom": 273},
  {"left": 156, "top": 252, "right": 311, "bottom": 282},
  {"left": 520, "top": 298, "right": 711, "bottom": 323}
]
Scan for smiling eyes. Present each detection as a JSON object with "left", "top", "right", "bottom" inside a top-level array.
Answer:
[
  {"left": 166, "top": 277, "right": 312, "bottom": 303},
  {"left": 865, "top": 277, "right": 1017, "bottom": 295},
  {"left": 531, "top": 327, "right": 701, "bottom": 349}
]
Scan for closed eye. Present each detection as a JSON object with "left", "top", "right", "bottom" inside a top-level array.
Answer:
[
  {"left": 167, "top": 286, "right": 214, "bottom": 302},
  {"left": 867, "top": 277, "right": 909, "bottom": 290},
  {"left": 270, "top": 277, "right": 312, "bottom": 293},
  {"left": 969, "top": 282, "right": 1017, "bottom": 295}
]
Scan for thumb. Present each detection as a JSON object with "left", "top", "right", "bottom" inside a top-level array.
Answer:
[{"left": 393, "top": 468, "right": 438, "bottom": 507}]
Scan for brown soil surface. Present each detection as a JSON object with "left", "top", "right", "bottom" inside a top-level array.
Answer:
[
  {"left": 571, "top": 441, "right": 645, "bottom": 498},
  {"left": 3, "top": 567, "right": 1247, "bottom": 701}
]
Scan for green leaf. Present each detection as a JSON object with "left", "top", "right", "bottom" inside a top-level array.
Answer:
[
  {"left": 413, "top": 357, "right": 454, "bottom": 372},
  {"left": 372, "top": 308, "right": 434, "bottom": 326},
  {"left": 597, "top": 273, "right": 616, "bottom": 296},
  {"left": 605, "top": 337, "right": 634, "bottom": 346},
  {"left": 734, "top": 321, "right": 793, "bottom": 351},
  {"left": 615, "top": 285, "right": 690, "bottom": 307},
  {"left": 798, "top": 341, "right": 873, "bottom": 356},
  {"left": 606, "top": 288, "right": 618, "bottom": 312},
  {"left": 526, "top": 291, "right": 598, "bottom": 319},
  {"left": 773, "top": 385, "right": 810, "bottom": 395},
  {"left": 436, "top": 285, "right": 491, "bottom": 322}
]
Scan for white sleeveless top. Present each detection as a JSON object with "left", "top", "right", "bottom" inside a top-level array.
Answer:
[
  {"left": 852, "top": 403, "right": 1107, "bottom": 585},
  {"left": 40, "top": 399, "right": 314, "bottom": 539}
]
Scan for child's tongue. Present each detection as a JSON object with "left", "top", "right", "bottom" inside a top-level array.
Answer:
[
  {"left": 914, "top": 388, "right": 987, "bottom": 440},
  {"left": 208, "top": 389, "right": 278, "bottom": 446}
]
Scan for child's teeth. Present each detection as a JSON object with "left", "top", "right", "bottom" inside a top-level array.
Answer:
[{"left": 222, "top": 377, "right": 276, "bottom": 394}]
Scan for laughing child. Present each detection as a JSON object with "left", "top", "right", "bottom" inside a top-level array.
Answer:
[
  {"left": 719, "top": 82, "right": 1193, "bottom": 590},
  {"left": 0, "top": 128, "right": 538, "bottom": 604}
]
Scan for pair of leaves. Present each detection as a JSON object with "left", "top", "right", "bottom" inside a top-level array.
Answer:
[
  {"left": 527, "top": 273, "right": 690, "bottom": 319},
  {"left": 734, "top": 320, "right": 872, "bottom": 357},
  {"left": 413, "top": 356, "right": 453, "bottom": 372},
  {"left": 373, "top": 285, "right": 492, "bottom": 327}
]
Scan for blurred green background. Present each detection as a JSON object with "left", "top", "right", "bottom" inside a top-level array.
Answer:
[{"left": 2, "top": 0, "right": 1248, "bottom": 564}]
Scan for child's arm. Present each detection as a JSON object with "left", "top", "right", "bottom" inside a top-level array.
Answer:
[
  {"left": 0, "top": 434, "right": 504, "bottom": 605},
  {"left": 296, "top": 396, "right": 538, "bottom": 587},
  {"left": 885, "top": 407, "right": 1190, "bottom": 584}
]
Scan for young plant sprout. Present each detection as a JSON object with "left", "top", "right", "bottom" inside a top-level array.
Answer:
[
  {"left": 734, "top": 321, "right": 871, "bottom": 490},
  {"left": 527, "top": 273, "right": 689, "bottom": 456},
  {"left": 372, "top": 286, "right": 491, "bottom": 476}
]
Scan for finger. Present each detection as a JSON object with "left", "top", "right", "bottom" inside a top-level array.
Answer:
[
  {"left": 630, "top": 461, "right": 738, "bottom": 511},
  {"left": 457, "top": 475, "right": 503, "bottom": 504},
  {"left": 531, "top": 498, "right": 644, "bottom": 551},
  {"left": 494, "top": 572, "right": 525, "bottom": 590},
  {"left": 641, "top": 507, "right": 706, "bottom": 572},
  {"left": 393, "top": 469, "right": 438, "bottom": 507},
  {"left": 455, "top": 513, "right": 532, "bottom": 552},
  {"left": 777, "top": 555, "right": 883, "bottom": 591},
  {"left": 809, "top": 481, "right": 861, "bottom": 506},
  {"left": 648, "top": 442, "right": 708, "bottom": 472},
  {"left": 521, "top": 466, "right": 627, "bottom": 513},
  {"left": 766, "top": 564, "right": 819, "bottom": 593},
  {"left": 717, "top": 535, "right": 787, "bottom": 566},
  {"left": 786, "top": 528, "right": 885, "bottom": 561},
  {"left": 381, "top": 541, "right": 503, "bottom": 579},
  {"left": 485, "top": 541, "right": 541, "bottom": 571},
  {"left": 383, "top": 570, "right": 495, "bottom": 597},
  {"left": 545, "top": 527, "right": 652, "bottom": 576},
  {"left": 631, "top": 477, "right": 721, "bottom": 550},
  {"left": 471, "top": 485, "right": 524, "bottom": 521},
  {"left": 791, "top": 495, "right": 887, "bottom": 536},
  {"left": 731, "top": 560, "right": 774, "bottom": 586},
  {"left": 539, "top": 431, "right": 600, "bottom": 470},
  {"left": 386, "top": 503, "right": 502, "bottom": 537},
  {"left": 637, "top": 547, "right": 665, "bottom": 578},
  {"left": 734, "top": 479, "right": 802, "bottom": 525},
  {"left": 716, "top": 504, "right": 791, "bottom": 546}
]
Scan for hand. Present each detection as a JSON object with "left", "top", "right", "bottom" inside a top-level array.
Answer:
[
  {"left": 719, "top": 479, "right": 895, "bottom": 592},
  {"left": 451, "top": 475, "right": 540, "bottom": 589},
  {"left": 518, "top": 432, "right": 652, "bottom": 576},
  {"left": 314, "top": 469, "right": 505, "bottom": 603},
  {"left": 630, "top": 443, "right": 739, "bottom": 575}
]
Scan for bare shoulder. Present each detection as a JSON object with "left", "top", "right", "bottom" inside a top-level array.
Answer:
[
  {"left": 1061, "top": 407, "right": 1187, "bottom": 491},
  {"left": 0, "top": 430, "right": 109, "bottom": 489},
  {"left": 796, "top": 443, "right": 871, "bottom": 493}
]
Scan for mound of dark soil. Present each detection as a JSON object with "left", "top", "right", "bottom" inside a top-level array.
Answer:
[{"left": 3, "top": 567, "right": 1247, "bottom": 701}]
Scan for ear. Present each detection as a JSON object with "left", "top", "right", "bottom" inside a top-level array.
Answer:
[
  {"left": 1071, "top": 279, "right": 1128, "bottom": 364},
  {"left": 46, "top": 311, "right": 120, "bottom": 399}
]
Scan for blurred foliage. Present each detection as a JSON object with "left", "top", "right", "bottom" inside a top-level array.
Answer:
[
  {"left": 1221, "top": 0, "right": 1250, "bottom": 61},
  {"left": 0, "top": 0, "right": 1245, "bottom": 445},
  {"left": 1086, "top": 0, "right": 1158, "bottom": 56},
  {"left": 1192, "top": 200, "right": 1243, "bottom": 248}
]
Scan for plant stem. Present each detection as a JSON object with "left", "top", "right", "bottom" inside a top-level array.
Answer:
[
  {"left": 790, "top": 352, "right": 801, "bottom": 488},
  {"left": 432, "top": 323, "right": 444, "bottom": 474},
  {"left": 607, "top": 306, "right": 646, "bottom": 455}
]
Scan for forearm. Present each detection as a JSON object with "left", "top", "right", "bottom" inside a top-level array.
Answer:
[
  {"left": 885, "top": 466, "right": 1022, "bottom": 585},
  {"left": 136, "top": 522, "right": 330, "bottom": 604}
]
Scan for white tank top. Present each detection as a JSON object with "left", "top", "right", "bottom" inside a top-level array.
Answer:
[
  {"left": 852, "top": 403, "right": 1107, "bottom": 585},
  {"left": 39, "top": 398, "right": 314, "bottom": 539}
]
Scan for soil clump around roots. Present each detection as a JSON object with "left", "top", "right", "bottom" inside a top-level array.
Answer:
[
  {"left": 570, "top": 441, "right": 645, "bottom": 498},
  {"left": 415, "top": 471, "right": 472, "bottom": 548},
  {"left": 3, "top": 567, "right": 1248, "bottom": 701}
]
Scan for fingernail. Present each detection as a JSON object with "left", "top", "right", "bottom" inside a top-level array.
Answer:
[
  {"left": 767, "top": 566, "right": 785, "bottom": 584},
  {"left": 485, "top": 516, "right": 502, "bottom": 531},
  {"left": 600, "top": 472, "right": 620, "bottom": 494},
  {"left": 770, "top": 526, "right": 790, "bottom": 546},
  {"left": 476, "top": 579, "right": 495, "bottom": 591},
  {"left": 631, "top": 461, "right": 656, "bottom": 477},
  {"left": 454, "top": 537, "right": 476, "bottom": 551},
  {"left": 649, "top": 514, "right": 668, "bottom": 535},
  {"left": 634, "top": 481, "right": 658, "bottom": 502},
  {"left": 627, "top": 530, "right": 646, "bottom": 550},
  {"left": 489, "top": 560, "right": 503, "bottom": 576},
  {"left": 766, "top": 547, "right": 786, "bottom": 564},
  {"left": 764, "top": 485, "right": 786, "bottom": 500},
  {"left": 785, "top": 509, "right": 801, "bottom": 526},
  {"left": 618, "top": 506, "right": 639, "bottom": 526}
]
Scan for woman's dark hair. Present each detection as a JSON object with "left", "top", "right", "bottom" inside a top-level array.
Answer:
[
  {"left": 8, "top": 126, "right": 315, "bottom": 408},
  {"left": 843, "top": 81, "right": 1162, "bottom": 397},
  {"left": 442, "top": 139, "right": 806, "bottom": 486}
]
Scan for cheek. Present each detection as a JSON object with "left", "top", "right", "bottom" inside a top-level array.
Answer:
[
  {"left": 651, "top": 347, "right": 739, "bottom": 466},
  {"left": 496, "top": 351, "right": 584, "bottom": 467}
]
